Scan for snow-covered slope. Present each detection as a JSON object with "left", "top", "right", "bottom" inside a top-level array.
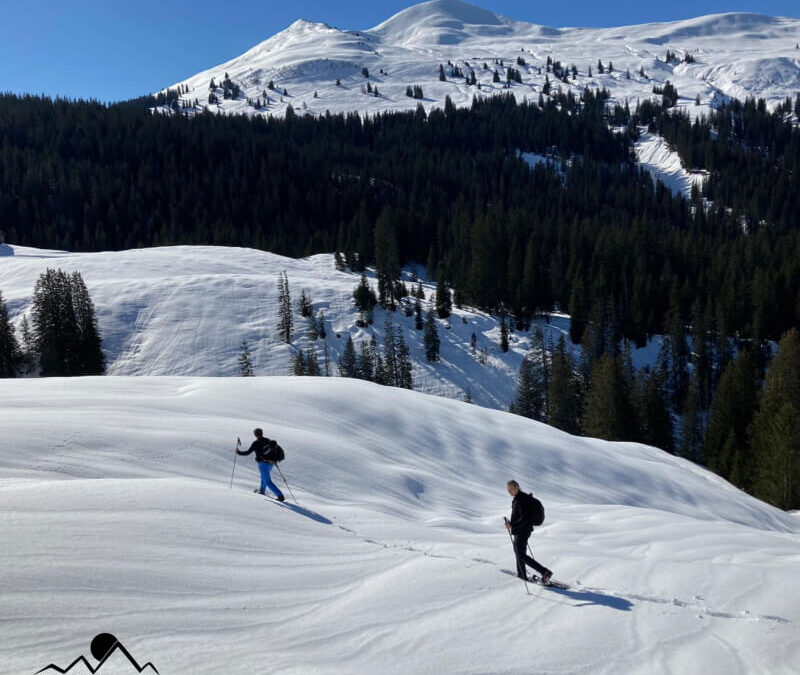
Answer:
[
  {"left": 1, "top": 376, "right": 798, "bottom": 674},
  {"left": 634, "top": 130, "right": 708, "bottom": 198},
  {"left": 160, "top": 0, "right": 800, "bottom": 120},
  {"left": 1, "top": 244, "right": 613, "bottom": 410}
]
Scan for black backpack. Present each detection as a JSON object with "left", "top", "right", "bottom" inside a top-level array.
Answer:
[
  {"left": 266, "top": 439, "right": 285, "bottom": 463},
  {"left": 528, "top": 493, "right": 545, "bottom": 526}
]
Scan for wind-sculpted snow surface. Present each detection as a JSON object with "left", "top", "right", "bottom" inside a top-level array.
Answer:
[{"left": 0, "top": 377, "right": 798, "bottom": 674}]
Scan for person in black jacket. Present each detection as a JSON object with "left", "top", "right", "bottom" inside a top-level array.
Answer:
[
  {"left": 236, "top": 428, "right": 285, "bottom": 501},
  {"left": 504, "top": 479, "right": 552, "bottom": 583}
]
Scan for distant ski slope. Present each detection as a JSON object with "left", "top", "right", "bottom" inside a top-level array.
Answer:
[{"left": 0, "top": 376, "right": 797, "bottom": 674}]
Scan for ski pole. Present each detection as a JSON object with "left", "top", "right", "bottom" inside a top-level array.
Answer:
[
  {"left": 505, "top": 517, "right": 530, "bottom": 595},
  {"left": 229, "top": 437, "right": 241, "bottom": 490},
  {"left": 274, "top": 462, "right": 297, "bottom": 504}
]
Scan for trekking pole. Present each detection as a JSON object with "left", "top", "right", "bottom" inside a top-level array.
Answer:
[
  {"left": 229, "top": 437, "right": 241, "bottom": 490},
  {"left": 505, "top": 517, "right": 530, "bottom": 595},
  {"left": 274, "top": 462, "right": 297, "bottom": 504}
]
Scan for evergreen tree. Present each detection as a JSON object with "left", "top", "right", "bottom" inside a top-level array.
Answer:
[
  {"left": 500, "top": 314, "right": 509, "bottom": 353},
  {"left": 750, "top": 329, "right": 800, "bottom": 509},
  {"left": 374, "top": 209, "right": 401, "bottom": 309},
  {"left": 704, "top": 350, "right": 759, "bottom": 488},
  {"left": 583, "top": 354, "right": 637, "bottom": 441},
  {"left": 339, "top": 335, "right": 357, "bottom": 377},
  {"left": 678, "top": 382, "right": 704, "bottom": 461},
  {"left": 424, "top": 310, "right": 440, "bottom": 362},
  {"left": 511, "top": 353, "right": 544, "bottom": 420},
  {"left": 657, "top": 311, "right": 690, "bottom": 408},
  {"left": 305, "top": 348, "right": 321, "bottom": 376},
  {"left": 435, "top": 269, "right": 452, "bottom": 318},
  {"left": 356, "top": 337, "right": 377, "bottom": 382},
  {"left": 316, "top": 311, "right": 327, "bottom": 340},
  {"left": 547, "top": 336, "right": 582, "bottom": 434},
  {"left": 0, "top": 290, "right": 20, "bottom": 377},
  {"left": 277, "top": 271, "right": 293, "bottom": 343},
  {"left": 70, "top": 271, "right": 105, "bottom": 375},
  {"left": 238, "top": 340, "right": 254, "bottom": 376},
  {"left": 292, "top": 350, "right": 305, "bottom": 375},
  {"left": 414, "top": 298, "right": 424, "bottom": 330},
  {"left": 298, "top": 289, "right": 313, "bottom": 318},
  {"left": 17, "top": 314, "right": 35, "bottom": 374},
  {"left": 634, "top": 368, "right": 674, "bottom": 452},
  {"left": 30, "top": 269, "right": 104, "bottom": 376},
  {"left": 353, "top": 273, "right": 377, "bottom": 326},
  {"left": 383, "top": 313, "right": 399, "bottom": 385},
  {"left": 397, "top": 327, "right": 413, "bottom": 389},
  {"left": 531, "top": 327, "right": 550, "bottom": 413},
  {"left": 383, "top": 314, "right": 412, "bottom": 388}
]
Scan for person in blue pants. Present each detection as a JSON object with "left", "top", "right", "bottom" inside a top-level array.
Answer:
[{"left": 236, "top": 428, "right": 285, "bottom": 501}]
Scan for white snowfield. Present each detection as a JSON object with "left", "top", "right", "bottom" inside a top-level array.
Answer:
[
  {"left": 161, "top": 0, "right": 800, "bottom": 121},
  {"left": 0, "top": 244, "right": 611, "bottom": 411},
  {"left": 0, "top": 376, "right": 798, "bottom": 675}
]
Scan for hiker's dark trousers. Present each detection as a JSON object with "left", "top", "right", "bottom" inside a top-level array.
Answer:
[{"left": 513, "top": 528, "right": 548, "bottom": 578}]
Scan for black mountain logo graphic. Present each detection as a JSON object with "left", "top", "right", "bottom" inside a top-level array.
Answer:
[{"left": 35, "top": 633, "right": 159, "bottom": 673}]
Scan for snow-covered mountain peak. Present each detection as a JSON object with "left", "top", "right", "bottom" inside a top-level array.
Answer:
[
  {"left": 370, "top": 0, "right": 505, "bottom": 32},
  {"left": 368, "top": 0, "right": 524, "bottom": 46},
  {"left": 159, "top": 1, "right": 800, "bottom": 120}
]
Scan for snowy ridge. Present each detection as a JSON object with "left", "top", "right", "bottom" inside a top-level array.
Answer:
[
  {"left": 1, "top": 376, "right": 798, "bottom": 674},
  {"left": 159, "top": 0, "right": 800, "bottom": 121}
]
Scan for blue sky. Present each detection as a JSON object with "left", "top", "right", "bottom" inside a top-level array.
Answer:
[{"left": 3, "top": 0, "right": 798, "bottom": 102}]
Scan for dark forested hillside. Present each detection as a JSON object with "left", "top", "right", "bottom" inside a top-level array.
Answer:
[{"left": 2, "top": 91, "right": 799, "bottom": 346}]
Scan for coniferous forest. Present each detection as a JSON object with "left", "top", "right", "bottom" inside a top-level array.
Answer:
[{"left": 1, "top": 89, "right": 799, "bottom": 508}]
